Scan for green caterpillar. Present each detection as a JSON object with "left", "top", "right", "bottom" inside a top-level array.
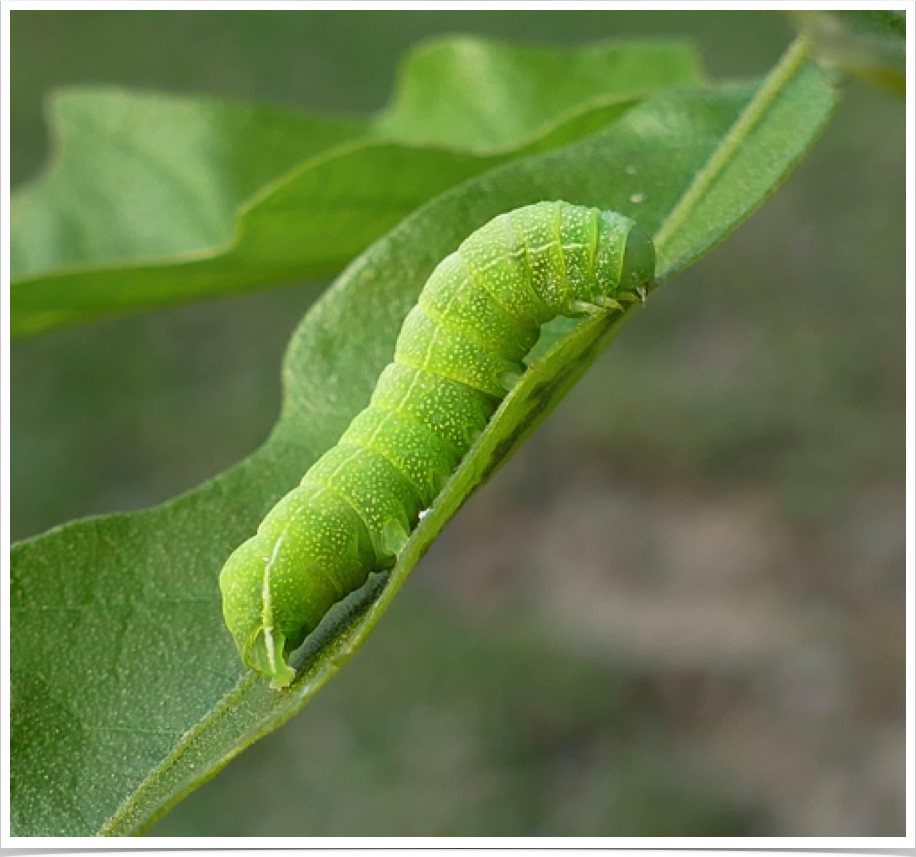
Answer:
[{"left": 220, "top": 200, "right": 656, "bottom": 688}]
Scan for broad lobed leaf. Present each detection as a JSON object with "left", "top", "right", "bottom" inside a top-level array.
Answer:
[{"left": 10, "top": 38, "right": 701, "bottom": 337}]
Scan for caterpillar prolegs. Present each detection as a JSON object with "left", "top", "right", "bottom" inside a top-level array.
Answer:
[{"left": 220, "top": 200, "right": 656, "bottom": 688}]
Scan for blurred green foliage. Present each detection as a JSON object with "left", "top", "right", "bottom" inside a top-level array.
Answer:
[
  {"left": 789, "top": 10, "right": 906, "bottom": 96},
  {"left": 11, "top": 10, "right": 903, "bottom": 837}
]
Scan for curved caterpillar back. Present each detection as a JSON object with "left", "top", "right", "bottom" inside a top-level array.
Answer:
[{"left": 220, "top": 200, "right": 656, "bottom": 687}]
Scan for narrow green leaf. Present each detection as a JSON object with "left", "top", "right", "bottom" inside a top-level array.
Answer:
[
  {"left": 10, "top": 38, "right": 701, "bottom": 337},
  {"left": 10, "top": 41, "right": 836, "bottom": 836}
]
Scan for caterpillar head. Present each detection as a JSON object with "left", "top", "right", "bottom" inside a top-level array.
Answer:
[{"left": 620, "top": 223, "right": 656, "bottom": 296}]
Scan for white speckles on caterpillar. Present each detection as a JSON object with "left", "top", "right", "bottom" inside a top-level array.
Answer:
[{"left": 220, "top": 200, "right": 656, "bottom": 688}]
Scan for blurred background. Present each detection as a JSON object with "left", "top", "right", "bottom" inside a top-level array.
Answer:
[{"left": 10, "top": 10, "right": 905, "bottom": 837}]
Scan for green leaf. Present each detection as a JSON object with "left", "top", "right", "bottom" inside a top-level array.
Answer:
[
  {"left": 10, "top": 38, "right": 701, "bottom": 337},
  {"left": 789, "top": 10, "right": 906, "bottom": 96},
  {"left": 10, "top": 39, "right": 837, "bottom": 836}
]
